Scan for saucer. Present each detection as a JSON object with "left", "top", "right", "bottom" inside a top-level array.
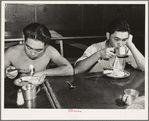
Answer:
[
  {"left": 106, "top": 70, "right": 130, "bottom": 79},
  {"left": 117, "top": 54, "right": 128, "bottom": 58}
]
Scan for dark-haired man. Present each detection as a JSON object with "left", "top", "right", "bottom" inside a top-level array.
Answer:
[
  {"left": 5, "top": 23, "right": 73, "bottom": 79},
  {"left": 74, "top": 18, "right": 145, "bottom": 74}
]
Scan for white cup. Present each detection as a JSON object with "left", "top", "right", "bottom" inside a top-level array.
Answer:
[
  {"left": 118, "top": 46, "right": 126, "bottom": 55},
  {"left": 122, "top": 89, "right": 139, "bottom": 105}
]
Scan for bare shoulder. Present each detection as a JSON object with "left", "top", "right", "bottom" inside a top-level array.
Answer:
[
  {"left": 45, "top": 45, "right": 60, "bottom": 56},
  {"left": 5, "top": 44, "right": 24, "bottom": 56},
  {"left": 46, "top": 45, "right": 57, "bottom": 50}
]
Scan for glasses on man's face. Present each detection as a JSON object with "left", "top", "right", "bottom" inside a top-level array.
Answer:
[{"left": 25, "top": 44, "right": 44, "bottom": 52}]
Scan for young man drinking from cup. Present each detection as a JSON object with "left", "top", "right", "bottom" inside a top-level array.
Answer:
[
  {"left": 5, "top": 23, "right": 73, "bottom": 79},
  {"left": 74, "top": 18, "right": 145, "bottom": 74}
]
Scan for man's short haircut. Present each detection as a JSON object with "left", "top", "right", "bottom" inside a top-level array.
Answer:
[
  {"left": 107, "top": 18, "right": 131, "bottom": 34},
  {"left": 23, "top": 23, "right": 51, "bottom": 45}
]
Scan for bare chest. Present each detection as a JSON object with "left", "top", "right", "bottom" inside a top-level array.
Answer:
[{"left": 11, "top": 54, "right": 50, "bottom": 72}]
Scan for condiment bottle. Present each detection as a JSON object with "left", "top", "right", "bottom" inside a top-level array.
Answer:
[{"left": 17, "top": 89, "right": 24, "bottom": 106}]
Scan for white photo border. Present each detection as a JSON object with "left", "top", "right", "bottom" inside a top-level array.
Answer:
[{"left": 1, "top": 1, "right": 148, "bottom": 120}]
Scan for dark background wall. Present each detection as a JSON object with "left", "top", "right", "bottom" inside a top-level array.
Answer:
[
  {"left": 5, "top": 4, "right": 145, "bottom": 33},
  {"left": 5, "top": 4, "right": 145, "bottom": 56}
]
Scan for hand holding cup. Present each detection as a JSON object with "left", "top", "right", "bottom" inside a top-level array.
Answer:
[{"left": 99, "top": 47, "right": 116, "bottom": 60}]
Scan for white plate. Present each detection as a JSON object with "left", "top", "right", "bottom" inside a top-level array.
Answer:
[
  {"left": 14, "top": 75, "right": 45, "bottom": 86},
  {"left": 106, "top": 70, "right": 130, "bottom": 78}
]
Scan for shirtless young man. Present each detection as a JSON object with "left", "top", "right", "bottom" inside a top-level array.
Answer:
[
  {"left": 5, "top": 23, "right": 73, "bottom": 79},
  {"left": 74, "top": 18, "right": 145, "bottom": 74}
]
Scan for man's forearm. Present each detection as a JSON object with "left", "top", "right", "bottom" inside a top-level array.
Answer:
[
  {"left": 44, "top": 65, "right": 73, "bottom": 76},
  {"left": 74, "top": 52, "right": 101, "bottom": 74},
  {"left": 128, "top": 43, "right": 145, "bottom": 71}
]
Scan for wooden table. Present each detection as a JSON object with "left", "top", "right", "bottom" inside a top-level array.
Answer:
[
  {"left": 4, "top": 78, "right": 55, "bottom": 109},
  {"left": 4, "top": 68, "right": 145, "bottom": 109},
  {"left": 44, "top": 68, "right": 145, "bottom": 109}
]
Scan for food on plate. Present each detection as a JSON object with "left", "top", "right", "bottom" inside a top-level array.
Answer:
[
  {"left": 14, "top": 75, "right": 46, "bottom": 86},
  {"left": 104, "top": 69, "right": 130, "bottom": 78},
  {"left": 30, "top": 76, "right": 41, "bottom": 84},
  {"left": 30, "top": 75, "right": 45, "bottom": 85},
  {"left": 103, "top": 69, "right": 125, "bottom": 77},
  {"left": 110, "top": 69, "right": 125, "bottom": 77},
  {"left": 103, "top": 70, "right": 113, "bottom": 74}
]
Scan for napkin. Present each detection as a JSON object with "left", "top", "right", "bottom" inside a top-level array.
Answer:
[
  {"left": 112, "top": 57, "right": 125, "bottom": 70},
  {"left": 126, "top": 96, "right": 145, "bottom": 109}
]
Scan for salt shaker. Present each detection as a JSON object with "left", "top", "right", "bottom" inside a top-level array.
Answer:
[{"left": 17, "top": 89, "right": 24, "bottom": 106}]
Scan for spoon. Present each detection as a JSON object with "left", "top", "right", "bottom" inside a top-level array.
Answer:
[
  {"left": 66, "top": 81, "right": 76, "bottom": 89},
  {"left": 29, "top": 64, "right": 34, "bottom": 76}
]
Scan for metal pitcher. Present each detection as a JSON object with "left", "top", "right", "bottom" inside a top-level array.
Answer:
[{"left": 22, "top": 83, "right": 37, "bottom": 100}]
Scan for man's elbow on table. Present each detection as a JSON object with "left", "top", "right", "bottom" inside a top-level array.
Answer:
[
  {"left": 74, "top": 63, "right": 85, "bottom": 74},
  {"left": 65, "top": 64, "right": 74, "bottom": 76},
  {"left": 136, "top": 61, "right": 145, "bottom": 71}
]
